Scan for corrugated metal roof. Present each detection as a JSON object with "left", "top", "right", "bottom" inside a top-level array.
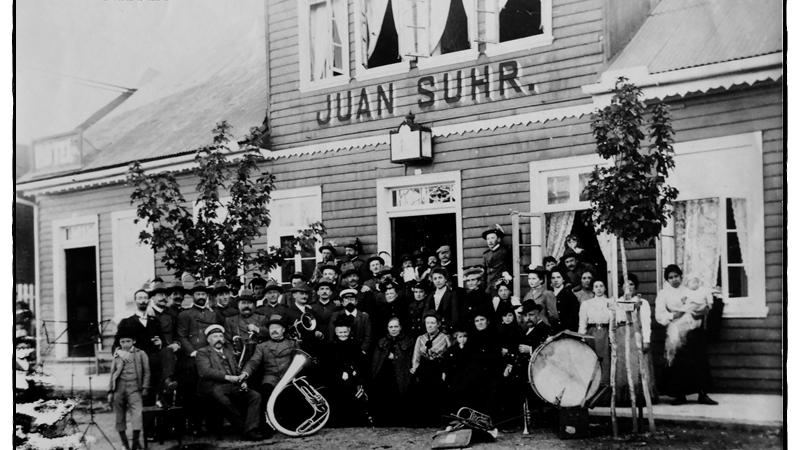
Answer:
[{"left": 608, "top": 0, "right": 782, "bottom": 74}]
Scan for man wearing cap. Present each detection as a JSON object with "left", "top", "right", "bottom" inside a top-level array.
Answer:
[
  {"left": 458, "top": 266, "right": 493, "bottom": 330},
  {"left": 241, "top": 314, "right": 298, "bottom": 431},
  {"left": 224, "top": 290, "right": 268, "bottom": 345},
  {"left": 341, "top": 268, "right": 377, "bottom": 317},
  {"left": 311, "top": 243, "right": 339, "bottom": 283},
  {"left": 425, "top": 267, "right": 459, "bottom": 334},
  {"left": 481, "top": 226, "right": 513, "bottom": 295},
  {"left": 196, "top": 324, "right": 264, "bottom": 441},
  {"left": 435, "top": 245, "right": 459, "bottom": 287},
  {"left": 212, "top": 281, "right": 239, "bottom": 318},
  {"left": 177, "top": 278, "right": 224, "bottom": 431},
  {"left": 339, "top": 239, "right": 368, "bottom": 282},
  {"left": 329, "top": 288, "right": 372, "bottom": 354},
  {"left": 311, "top": 280, "right": 340, "bottom": 338}
]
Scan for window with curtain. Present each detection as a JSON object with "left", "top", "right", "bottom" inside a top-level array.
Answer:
[
  {"left": 673, "top": 197, "right": 749, "bottom": 298},
  {"left": 267, "top": 189, "right": 322, "bottom": 285},
  {"left": 305, "top": 0, "right": 348, "bottom": 82},
  {"left": 359, "top": 0, "right": 473, "bottom": 70}
]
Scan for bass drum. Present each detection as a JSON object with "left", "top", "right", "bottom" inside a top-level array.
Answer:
[{"left": 528, "top": 331, "right": 602, "bottom": 407}]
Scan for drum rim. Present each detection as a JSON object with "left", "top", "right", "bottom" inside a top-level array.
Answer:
[{"left": 527, "top": 333, "right": 602, "bottom": 407}]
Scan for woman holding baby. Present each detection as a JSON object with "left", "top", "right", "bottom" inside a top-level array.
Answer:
[{"left": 655, "top": 264, "right": 718, "bottom": 405}]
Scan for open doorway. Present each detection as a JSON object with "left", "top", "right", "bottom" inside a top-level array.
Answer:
[
  {"left": 65, "top": 246, "right": 98, "bottom": 357},
  {"left": 391, "top": 213, "right": 457, "bottom": 266},
  {"left": 569, "top": 210, "right": 608, "bottom": 286}
]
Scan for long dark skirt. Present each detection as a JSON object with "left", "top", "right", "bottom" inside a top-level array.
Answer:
[
  {"left": 664, "top": 327, "right": 711, "bottom": 397},
  {"left": 409, "top": 360, "right": 447, "bottom": 427},
  {"left": 370, "top": 363, "right": 410, "bottom": 426}
]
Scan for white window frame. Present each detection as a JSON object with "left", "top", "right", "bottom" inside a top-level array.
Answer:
[
  {"left": 110, "top": 210, "right": 155, "bottom": 323},
  {"left": 267, "top": 186, "right": 323, "bottom": 284},
  {"left": 354, "top": 0, "right": 479, "bottom": 81},
  {"left": 376, "top": 171, "right": 464, "bottom": 285},
  {"left": 531, "top": 132, "right": 767, "bottom": 319},
  {"left": 298, "top": 0, "right": 351, "bottom": 92},
  {"left": 529, "top": 154, "right": 619, "bottom": 298},
  {"left": 51, "top": 215, "right": 101, "bottom": 359},
  {"left": 483, "top": 0, "right": 554, "bottom": 58}
]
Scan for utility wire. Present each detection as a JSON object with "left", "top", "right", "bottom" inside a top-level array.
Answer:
[{"left": 18, "top": 65, "right": 135, "bottom": 93}]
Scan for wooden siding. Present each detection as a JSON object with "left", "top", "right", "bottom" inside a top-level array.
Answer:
[
  {"left": 265, "top": 0, "right": 607, "bottom": 149},
  {"left": 34, "top": 78, "right": 782, "bottom": 392}
]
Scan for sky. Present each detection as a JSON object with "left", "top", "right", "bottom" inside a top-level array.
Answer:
[{"left": 15, "top": 0, "right": 264, "bottom": 146}]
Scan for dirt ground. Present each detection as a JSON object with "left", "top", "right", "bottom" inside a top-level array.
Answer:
[{"left": 65, "top": 403, "right": 782, "bottom": 450}]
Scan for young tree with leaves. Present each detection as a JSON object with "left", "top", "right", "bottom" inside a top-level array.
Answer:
[
  {"left": 128, "top": 121, "right": 324, "bottom": 285},
  {"left": 583, "top": 78, "right": 678, "bottom": 435}
]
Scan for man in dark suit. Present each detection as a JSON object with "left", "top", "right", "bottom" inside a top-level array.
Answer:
[
  {"left": 481, "top": 226, "right": 513, "bottom": 295},
  {"left": 330, "top": 288, "right": 372, "bottom": 355},
  {"left": 436, "top": 245, "right": 460, "bottom": 288},
  {"left": 339, "top": 240, "right": 369, "bottom": 283},
  {"left": 283, "top": 282, "right": 326, "bottom": 355},
  {"left": 458, "top": 266, "right": 492, "bottom": 331},
  {"left": 212, "top": 280, "right": 239, "bottom": 318},
  {"left": 426, "top": 267, "right": 459, "bottom": 334},
  {"left": 311, "top": 280, "right": 340, "bottom": 339},
  {"left": 549, "top": 268, "right": 580, "bottom": 333},
  {"left": 196, "top": 325, "right": 263, "bottom": 441},
  {"left": 224, "top": 290, "right": 268, "bottom": 345}
]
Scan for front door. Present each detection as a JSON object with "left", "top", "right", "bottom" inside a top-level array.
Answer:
[
  {"left": 65, "top": 246, "right": 98, "bottom": 357},
  {"left": 391, "top": 213, "right": 457, "bottom": 265}
]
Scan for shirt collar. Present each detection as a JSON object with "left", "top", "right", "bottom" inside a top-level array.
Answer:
[{"left": 151, "top": 305, "right": 164, "bottom": 314}]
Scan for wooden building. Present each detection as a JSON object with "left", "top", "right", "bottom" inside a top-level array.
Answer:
[{"left": 17, "top": 0, "right": 783, "bottom": 393}]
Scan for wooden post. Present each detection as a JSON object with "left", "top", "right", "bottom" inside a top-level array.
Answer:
[
  {"left": 624, "top": 310, "right": 638, "bottom": 433},
  {"left": 608, "top": 299, "right": 618, "bottom": 438},
  {"left": 632, "top": 306, "right": 656, "bottom": 433}
]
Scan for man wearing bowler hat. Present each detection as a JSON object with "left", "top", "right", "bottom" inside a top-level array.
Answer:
[
  {"left": 284, "top": 282, "right": 326, "bottom": 354},
  {"left": 340, "top": 239, "right": 369, "bottom": 281},
  {"left": 196, "top": 324, "right": 264, "bottom": 441},
  {"left": 212, "top": 280, "right": 239, "bottom": 318},
  {"left": 311, "top": 280, "right": 340, "bottom": 337},
  {"left": 255, "top": 279, "right": 286, "bottom": 317},
  {"left": 224, "top": 290, "right": 268, "bottom": 344},
  {"left": 482, "top": 225, "right": 513, "bottom": 295},
  {"left": 364, "top": 255, "right": 385, "bottom": 291},
  {"left": 312, "top": 242, "right": 339, "bottom": 283}
]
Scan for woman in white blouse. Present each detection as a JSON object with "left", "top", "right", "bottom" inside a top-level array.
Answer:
[
  {"left": 410, "top": 312, "right": 452, "bottom": 426},
  {"left": 578, "top": 279, "right": 612, "bottom": 385}
]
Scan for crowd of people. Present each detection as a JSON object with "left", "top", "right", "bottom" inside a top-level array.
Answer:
[{"left": 107, "top": 226, "right": 716, "bottom": 448}]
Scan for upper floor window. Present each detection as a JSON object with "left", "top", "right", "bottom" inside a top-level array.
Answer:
[
  {"left": 356, "top": 0, "right": 477, "bottom": 77},
  {"left": 299, "top": 0, "right": 350, "bottom": 91},
  {"left": 484, "top": 0, "right": 553, "bottom": 56}
]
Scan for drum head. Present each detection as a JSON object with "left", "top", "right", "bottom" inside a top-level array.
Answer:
[{"left": 528, "top": 335, "right": 601, "bottom": 407}]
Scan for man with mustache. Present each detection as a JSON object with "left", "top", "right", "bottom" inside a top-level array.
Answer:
[
  {"left": 240, "top": 314, "right": 298, "bottom": 434},
  {"left": 176, "top": 278, "right": 224, "bottom": 433},
  {"left": 196, "top": 324, "right": 264, "bottom": 441},
  {"left": 212, "top": 280, "right": 239, "bottom": 318},
  {"left": 224, "top": 290, "right": 268, "bottom": 345},
  {"left": 329, "top": 288, "right": 373, "bottom": 355}
]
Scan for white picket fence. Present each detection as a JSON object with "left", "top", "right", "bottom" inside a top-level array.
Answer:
[{"left": 16, "top": 283, "right": 36, "bottom": 305}]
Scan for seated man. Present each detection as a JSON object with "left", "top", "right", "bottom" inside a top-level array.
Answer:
[
  {"left": 241, "top": 314, "right": 298, "bottom": 431},
  {"left": 195, "top": 325, "right": 264, "bottom": 441}
]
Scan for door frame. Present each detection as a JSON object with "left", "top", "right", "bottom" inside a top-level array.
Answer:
[
  {"left": 376, "top": 171, "right": 464, "bottom": 285},
  {"left": 52, "top": 215, "right": 100, "bottom": 359}
]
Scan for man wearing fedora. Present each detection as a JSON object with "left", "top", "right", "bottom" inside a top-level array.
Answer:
[
  {"left": 482, "top": 225, "right": 513, "bottom": 296},
  {"left": 255, "top": 279, "right": 287, "bottom": 318},
  {"left": 311, "top": 243, "right": 339, "bottom": 283},
  {"left": 224, "top": 290, "right": 268, "bottom": 344},
  {"left": 177, "top": 278, "right": 224, "bottom": 432},
  {"left": 283, "top": 282, "right": 326, "bottom": 354},
  {"left": 329, "top": 288, "right": 372, "bottom": 354},
  {"left": 311, "top": 280, "right": 340, "bottom": 339},
  {"left": 339, "top": 239, "right": 368, "bottom": 282},
  {"left": 147, "top": 281, "right": 180, "bottom": 399},
  {"left": 212, "top": 280, "right": 238, "bottom": 318},
  {"left": 196, "top": 324, "right": 264, "bottom": 441}
]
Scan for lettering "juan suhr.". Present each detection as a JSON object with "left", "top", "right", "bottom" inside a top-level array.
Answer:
[{"left": 316, "top": 61, "right": 534, "bottom": 125}]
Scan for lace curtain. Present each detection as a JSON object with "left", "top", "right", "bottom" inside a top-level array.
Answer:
[
  {"left": 309, "top": 2, "right": 329, "bottom": 81},
  {"left": 545, "top": 211, "right": 575, "bottom": 261},
  {"left": 674, "top": 198, "right": 721, "bottom": 288},
  {"left": 363, "top": 0, "right": 390, "bottom": 62},
  {"left": 731, "top": 198, "right": 750, "bottom": 278}
]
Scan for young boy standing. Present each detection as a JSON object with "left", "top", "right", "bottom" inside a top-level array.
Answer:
[{"left": 108, "top": 324, "right": 150, "bottom": 450}]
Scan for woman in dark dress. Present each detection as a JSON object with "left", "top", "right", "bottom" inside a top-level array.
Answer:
[
  {"left": 369, "top": 317, "right": 414, "bottom": 426},
  {"left": 410, "top": 312, "right": 452, "bottom": 427},
  {"left": 549, "top": 268, "right": 581, "bottom": 332},
  {"left": 324, "top": 315, "right": 370, "bottom": 427}
]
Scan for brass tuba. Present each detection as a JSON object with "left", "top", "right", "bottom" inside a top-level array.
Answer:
[{"left": 265, "top": 350, "right": 330, "bottom": 436}]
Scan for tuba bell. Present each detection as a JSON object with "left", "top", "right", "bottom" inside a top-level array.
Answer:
[{"left": 265, "top": 350, "right": 330, "bottom": 436}]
